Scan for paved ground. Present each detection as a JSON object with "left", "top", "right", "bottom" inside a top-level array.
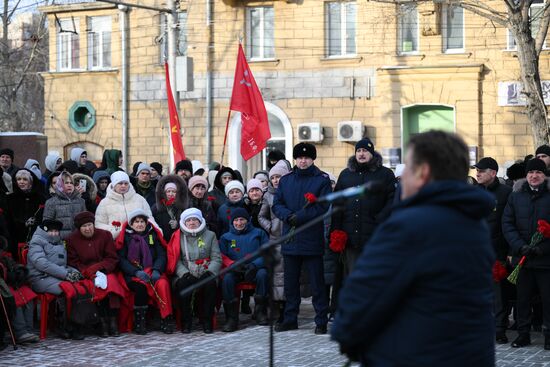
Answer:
[{"left": 1, "top": 300, "right": 549, "bottom": 367}]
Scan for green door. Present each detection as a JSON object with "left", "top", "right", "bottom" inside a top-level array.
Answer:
[{"left": 402, "top": 105, "right": 454, "bottom": 147}]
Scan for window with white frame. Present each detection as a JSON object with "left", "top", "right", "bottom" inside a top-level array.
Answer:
[
  {"left": 246, "top": 7, "right": 275, "bottom": 60},
  {"left": 159, "top": 12, "right": 187, "bottom": 63},
  {"left": 442, "top": 4, "right": 464, "bottom": 53},
  {"left": 57, "top": 18, "right": 80, "bottom": 71},
  {"left": 398, "top": 3, "right": 418, "bottom": 54},
  {"left": 87, "top": 16, "right": 111, "bottom": 69},
  {"left": 508, "top": 0, "right": 546, "bottom": 50},
  {"left": 325, "top": 1, "right": 357, "bottom": 57}
]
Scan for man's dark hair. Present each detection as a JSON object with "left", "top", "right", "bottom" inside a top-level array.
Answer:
[{"left": 407, "top": 130, "right": 469, "bottom": 181}]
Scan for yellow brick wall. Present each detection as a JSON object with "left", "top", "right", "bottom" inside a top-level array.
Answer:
[{"left": 42, "top": 0, "right": 550, "bottom": 178}]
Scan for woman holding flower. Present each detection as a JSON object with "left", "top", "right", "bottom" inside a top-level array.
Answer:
[
  {"left": 167, "top": 208, "right": 221, "bottom": 334},
  {"left": 95, "top": 171, "right": 159, "bottom": 239},
  {"left": 116, "top": 209, "right": 173, "bottom": 335},
  {"left": 152, "top": 175, "right": 190, "bottom": 242}
]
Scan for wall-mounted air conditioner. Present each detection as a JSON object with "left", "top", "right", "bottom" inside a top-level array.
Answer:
[
  {"left": 297, "top": 122, "right": 324, "bottom": 142},
  {"left": 337, "top": 121, "right": 364, "bottom": 142}
]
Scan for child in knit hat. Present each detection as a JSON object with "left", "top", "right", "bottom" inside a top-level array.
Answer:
[{"left": 217, "top": 180, "right": 246, "bottom": 236}]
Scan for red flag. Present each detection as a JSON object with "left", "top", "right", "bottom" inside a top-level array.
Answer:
[
  {"left": 230, "top": 44, "right": 271, "bottom": 161},
  {"left": 164, "top": 62, "right": 186, "bottom": 162}
]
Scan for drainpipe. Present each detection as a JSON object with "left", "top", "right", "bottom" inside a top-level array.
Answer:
[
  {"left": 119, "top": 4, "right": 128, "bottom": 171},
  {"left": 205, "top": 0, "right": 212, "bottom": 166}
]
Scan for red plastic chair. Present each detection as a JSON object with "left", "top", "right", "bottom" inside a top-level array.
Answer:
[{"left": 235, "top": 282, "right": 256, "bottom": 310}]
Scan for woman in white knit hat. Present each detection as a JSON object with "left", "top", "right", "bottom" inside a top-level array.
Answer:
[
  {"left": 167, "top": 207, "right": 221, "bottom": 334},
  {"left": 216, "top": 180, "right": 246, "bottom": 236},
  {"left": 95, "top": 171, "right": 160, "bottom": 239}
]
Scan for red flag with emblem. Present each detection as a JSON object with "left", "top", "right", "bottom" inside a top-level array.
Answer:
[
  {"left": 229, "top": 44, "right": 271, "bottom": 161},
  {"left": 165, "top": 62, "right": 186, "bottom": 162}
]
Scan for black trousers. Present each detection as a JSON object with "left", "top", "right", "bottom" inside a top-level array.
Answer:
[
  {"left": 516, "top": 268, "right": 550, "bottom": 335},
  {"left": 127, "top": 281, "right": 149, "bottom": 307},
  {"left": 494, "top": 279, "right": 513, "bottom": 333},
  {"left": 174, "top": 274, "right": 217, "bottom": 321}
]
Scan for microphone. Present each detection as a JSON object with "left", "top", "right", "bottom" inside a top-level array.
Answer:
[{"left": 311, "top": 181, "right": 386, "bottom": 205}]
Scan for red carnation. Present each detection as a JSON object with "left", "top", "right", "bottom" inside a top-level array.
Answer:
[
  {"left": 162, "top": 197, "right": 175, "bottom": 207},
  {"left": 112, "top": 221, "right": 122, "bottom": 228},
  {"left": 329, "top": 230, "right": 348, "bottom": 253},
  {"left": 39, "top": 204, "right": 45, "bottom": 209},
  {"left": 207, "top": 196, "right": 216, "bottom": 202},
  {"left": 492, "top": 261, "right": 508, "bottom": 283},
  {"left": 195, "top": 259, "right": 204, "bottom": 265},
  {"left": 538, "top": 219, "right": 550, "bottom": 239},
  {"left": 304, "top": 193, "right": 317, "bottom": 204}
]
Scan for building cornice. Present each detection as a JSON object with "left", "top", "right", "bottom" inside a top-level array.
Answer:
[{"left": 39, "top": 2, "right": 116, "bottom": 14}]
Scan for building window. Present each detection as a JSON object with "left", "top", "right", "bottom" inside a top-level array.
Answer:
[
  {"left": 246, "top": 7, "right": 275, "bottom": 60},
  {"left": 325, "top": 1, "right": 357, "bottom": 57},
  {"left": 57, "top": 18, "right": 80, "bottom": 71},
  {"left": 398, "top": 3, "right": 418, "bottom": 54},
  {"left": 159, "top": 12, "right": 187, "bottom": 63},
  {"left": 442, "top": 4, "right": 464, "bottom": 53},
  {"left": 508, "top": 0, "right": 546, "bottom": 50},
  {"left": 87, "top": 16, "right": 111, "bottom": 69}
]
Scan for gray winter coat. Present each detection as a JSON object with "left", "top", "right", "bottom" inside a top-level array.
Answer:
[
  {"left": 26, "top": 227, "right": 74, "bottom": 294},
  {"left": 174, "top": 220, "right": 222, "bottom": 282},
  {"left": 43, "top": 189, "right": 86, "bottom": 239},
  {"left": 259, "top": 188, "right": 285, "bottom": 300}
]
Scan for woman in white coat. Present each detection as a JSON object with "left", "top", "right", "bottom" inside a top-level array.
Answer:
[{"left": 95, "top": 171, "right": 160, "bottom": 239}]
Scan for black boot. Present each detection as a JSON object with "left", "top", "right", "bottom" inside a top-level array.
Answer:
[
  {"left": 203, "top": 318, "right": 213, "bottom": 334},
  {"left": 133, "top": 306, "right": 148, "bottom": 335},
  {"left": 180, "top": 301, "right": 192, "bottom": 333},
  {"left": 55, "top": 297, "right": 71, "bottom": 339},
  {"left": 99, "top": 317, "right": 109, "bottom": 338},
  {"left": 160, "top": 315, "right": 174, "bottom": 334},
  {"left": 511, "top": 333, "right": 531, "bottom": 348},
  {"left": 545, "top": 335, "right": 550, "bottom": 350},
  {"left": 109, "top": 316, "right": 120, "bottom": 337},
  {"left": 241, "top": 295, "right": 252, "bottom": 315},
  {"left": 223, "top": 300, "right": 239, "bottom": 332},
  {"left": 70, "top": 322, "right": 85, "bottom": 340},
  {"left": 253, "top": 296, "right": 269, "bottom": 326}
]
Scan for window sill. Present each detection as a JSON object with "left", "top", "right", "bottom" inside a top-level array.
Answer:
[
  {"left": 248, "top": 58, "right": 280, "bottom": 66},
  {"left": 320, "top": 55, "right": 363, "bottom": 63},
  {"left": 44, "top": 68, "right": 119, "bottom": 75},
  {"left": 396, "top": 53, "right": 425, "bottom": 58}
]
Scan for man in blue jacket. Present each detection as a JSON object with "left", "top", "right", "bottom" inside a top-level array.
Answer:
[
  {"left": 331, "top": 131, "right": 495, "bottom": 366},
  {"left": 273, "top": 142, "right": 332, "bottom": 334}
]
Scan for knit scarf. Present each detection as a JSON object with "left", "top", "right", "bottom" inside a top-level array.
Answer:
[{"left": 127, "top": 233, "right": 152, "bottom": 269}]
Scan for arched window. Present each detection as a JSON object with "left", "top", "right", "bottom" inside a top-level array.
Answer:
[{"left": 228, "top": 102, "right": 292, "bottom": 180}]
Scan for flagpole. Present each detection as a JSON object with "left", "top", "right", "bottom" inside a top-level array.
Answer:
[{"left": 220, "top": 108, "right": 231, "bottom": 166}]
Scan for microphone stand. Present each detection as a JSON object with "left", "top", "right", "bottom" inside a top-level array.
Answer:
[{"left": 179, "top": 205, "right": 343, "bottom": 367}]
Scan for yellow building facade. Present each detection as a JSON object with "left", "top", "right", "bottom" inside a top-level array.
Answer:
[{"left": 40, "top": 0, "right": 550, "bottom": 178}]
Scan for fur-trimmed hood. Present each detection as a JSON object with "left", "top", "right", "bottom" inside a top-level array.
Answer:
[
  {"left": 213, "top": 166, "right": 236, "bottom": 192},
  {"left": 347, "top": 151, "right": 384, "bottom": 173},
  {"left": 512, "top": 178, "right": 550, "bottom": 192},
  {"left": 155, "top": 174, "right": 190, "bottom": 212},
  {"left": 73, "top": 173, "right": 98, "bottom": 202}
]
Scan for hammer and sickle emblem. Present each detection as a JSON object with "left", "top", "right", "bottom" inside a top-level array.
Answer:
[{"left": 240, "top": 70, "right": 252, "bottom": 87}]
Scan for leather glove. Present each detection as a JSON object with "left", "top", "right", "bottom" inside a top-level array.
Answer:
[
  {"left": 244, "top": 263, "right": 258, "bottom": 283},
  {"left": 287, "top": 214, "right": 297, "bottom": 227},
  {"left": 135, "top": 270, "right": 150, "bottom": 282},
  {"left": 66, "top": 270, "right": 82, "bottom": 283},
  {"left": 201, "top": 271, "right": 214, "bottom": 279},
  {"left": 169, "top": 219, "right": 178, "bottom": 229},
  {"left": 182, "top": 272, "right": 194, "bottom": 280},
  {"left": 151, "top": 270, "right": 161, "bottom": 283},
  {"left": 520, "top": 245, "right": 532, "bottom": 257},
  {"left": 25, "top": 217, "right": 36, "bottom": 227}
]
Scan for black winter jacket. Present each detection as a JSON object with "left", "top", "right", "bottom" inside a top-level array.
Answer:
[
  {"left": 331, "top": 154, "right": 396, "bottom": 249},
  {"left": 502, "top": 179, "right": 550, "bottom": 269},
  {"left": 480, "top": 179, "right": 511, "bottom": 261}
]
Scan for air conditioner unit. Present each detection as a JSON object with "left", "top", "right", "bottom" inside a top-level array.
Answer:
[
  {"left": 337, "top": 121, "right": 364, "bottom": 142},
  {"left": 297, "top": 123, "right": 324, "bottom": 142}
]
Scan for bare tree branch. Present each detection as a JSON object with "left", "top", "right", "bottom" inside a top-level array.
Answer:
[{"left": 535, "top": 1, "right": 550, "bottom": 55}]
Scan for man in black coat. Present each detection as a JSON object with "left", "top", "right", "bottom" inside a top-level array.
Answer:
[
  {"left": 331, "top": 138, "right": 396, "bottom": 273},
  {"left": 332, "top": 131, "right": 495, "bottom": 366},
  {"left": 502, "top": 158, "right": 550, "bottom": 349},
  {"left": 474, "top": 157, "right": 512, "bottom": 344}
]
